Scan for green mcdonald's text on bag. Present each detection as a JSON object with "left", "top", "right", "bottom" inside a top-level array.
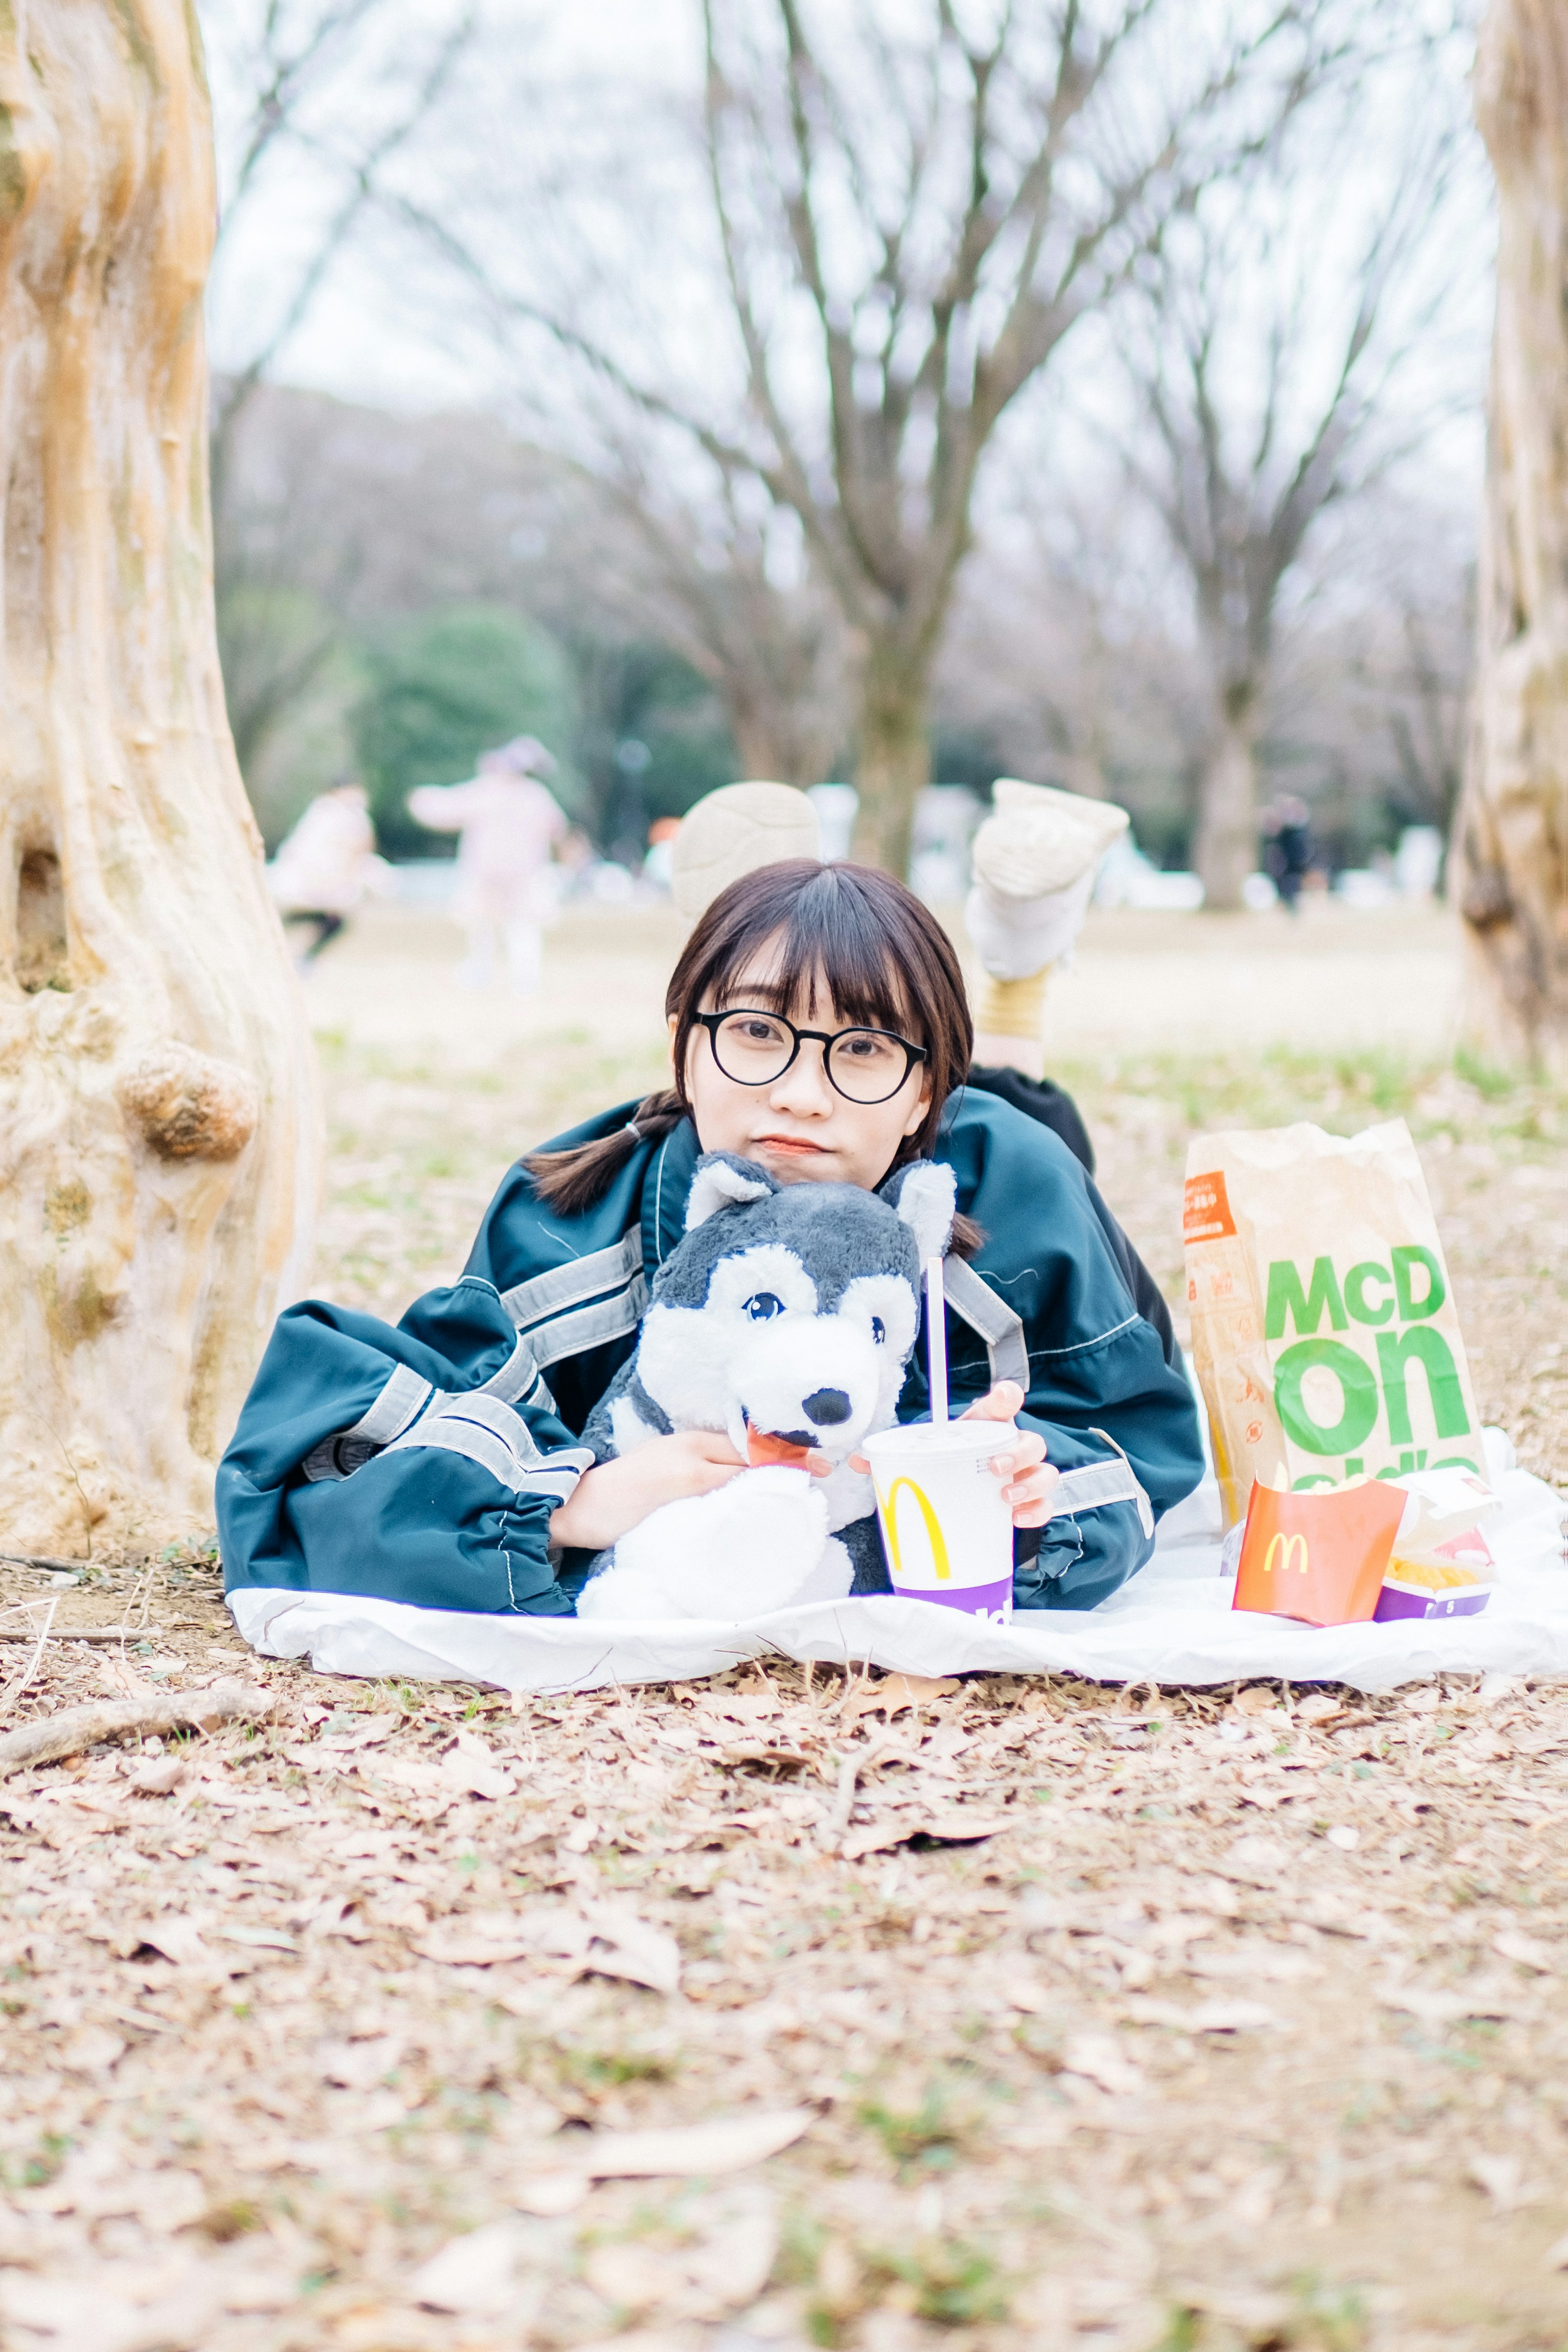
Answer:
[{"left": 1183, "top": 1122, "right": 1481, "bottom": 1528}]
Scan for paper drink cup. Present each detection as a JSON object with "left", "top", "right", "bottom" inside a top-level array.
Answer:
[{"left": 862, "top": 1420, "right": 1018, "bottom": 1621}]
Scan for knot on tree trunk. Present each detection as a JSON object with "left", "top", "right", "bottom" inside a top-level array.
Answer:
[
  {"left": 119, "top": 1046, "right": 260, "bottom": 1162},
  {"left": 1459, "top": 865, "right": 1514, "bottom": 931}
]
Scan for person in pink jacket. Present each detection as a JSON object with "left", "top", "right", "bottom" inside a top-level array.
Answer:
[{"left": 407, "top": 736, "right": 567, "bottom": 995}]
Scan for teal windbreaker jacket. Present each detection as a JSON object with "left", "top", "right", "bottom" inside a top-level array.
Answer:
[{"left": 218, "top": 1088, "right": 1204, "bottom": 1617}]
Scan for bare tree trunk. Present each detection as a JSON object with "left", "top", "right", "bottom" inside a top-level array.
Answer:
[
  {"left": 850, "top": 641, "right": 933, "bottom": 876},
  {"left": 1, "top": 2, "right": 321, "bottom": 1556},
  {"left": 1453, "top": 0, "right": 1568, "bottom": 1069},
  {"left": 1193, "top": 694, "right": 1260, "bottom": 911}
]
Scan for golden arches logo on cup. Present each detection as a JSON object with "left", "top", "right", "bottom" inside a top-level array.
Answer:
[
  {"left": 1262, "top": 1532, "right": 1310, "bottom": 1579},
  {"left": 878, "top": 1476, "right": 951, "bottom": 1584},
  {"left": 862, "top": 1420, "right": 1018, "bottom": 1621}
]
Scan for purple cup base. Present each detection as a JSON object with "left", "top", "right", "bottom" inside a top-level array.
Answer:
[{"left": 890, "top": 1575, "right": 1013, "bottom": 1620}]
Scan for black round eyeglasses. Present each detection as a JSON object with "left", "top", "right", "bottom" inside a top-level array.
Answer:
[{"left": 694, "top": 1008, "right": 928, "bottom": 1106}]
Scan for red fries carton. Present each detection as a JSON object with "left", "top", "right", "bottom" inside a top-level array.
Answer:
[{"left": 1233, "top": 1478, "right": 1407, "bottom": 1627}]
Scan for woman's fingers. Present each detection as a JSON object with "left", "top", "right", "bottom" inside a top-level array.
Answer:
[
  {"left": 686, "top": 1431, "right": 747, "bottom": 1467},
  {"left": 987, "top": 1431, "right": 1047, "bottom": 1480},
  {"left": 961, "top": 1380, "right": 1025, "bottom": 1424},
  {"left": 1000, "top": 1460, "right": 1059, "bottom": 1528}
]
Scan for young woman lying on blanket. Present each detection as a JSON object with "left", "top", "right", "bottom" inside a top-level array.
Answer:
[{"left": 219, "top": 848, "right": 1205, "bottom": 1620}]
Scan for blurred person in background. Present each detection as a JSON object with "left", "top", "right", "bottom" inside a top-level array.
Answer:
[
  {"left": 643, "top": 815, "right": 682, "bottom": 895},
  {"left": 407, "top": 735, "right": 567, "bottom": 994},
  {"left": 269, "top": 776, "right": 387, "bottom": 969},
  {"left": 1261, "top": 796, "right": 1315, "bottom": 913}
]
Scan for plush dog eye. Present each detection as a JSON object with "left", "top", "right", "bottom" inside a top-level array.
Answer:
[
  {"left": 871, "top": 1316, "right": 886, "bottom": 1344},
  {"left": 743, "top": 1292, "right": 784, "bottom": 1321}
]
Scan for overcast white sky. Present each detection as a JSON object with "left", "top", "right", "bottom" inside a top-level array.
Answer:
[
  {"left": 198, "top": 0, "right": 1493, "bottom": 521},
  {"left": 202, "top": 0, "right": 706, "bottom": 410}
]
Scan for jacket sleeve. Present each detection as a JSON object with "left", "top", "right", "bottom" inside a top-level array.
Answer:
[
  {"left": 936, "top": 1099, "right": 1205, "bottom": 1612},
  {"left": 217, "top": 1277, "right": 593, "bottom": 1616}
]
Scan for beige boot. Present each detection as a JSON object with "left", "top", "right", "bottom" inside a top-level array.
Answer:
[
  {"left": 968, "top": 781, "right": 1128, "bottom": 1077},
  {"left": 671, "top": 782, "right": 821, "bottom": 922}
]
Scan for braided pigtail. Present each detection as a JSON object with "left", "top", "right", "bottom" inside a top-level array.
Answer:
[{"left": 521, "top": 1089, "right": 684, "bottom": 1217}]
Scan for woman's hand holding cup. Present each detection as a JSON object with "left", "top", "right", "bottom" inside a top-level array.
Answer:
[
  {"left": 849, "top": 1379, "right": 1058, "bottom": 1530},
  {"left": 959, "top": 1380, "right": 1059, "bottom": 1526}
]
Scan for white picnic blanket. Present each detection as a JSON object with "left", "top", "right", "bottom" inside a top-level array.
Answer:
[{"left": 229, "top": 1430, "right": 1567, "bottom": 1697}]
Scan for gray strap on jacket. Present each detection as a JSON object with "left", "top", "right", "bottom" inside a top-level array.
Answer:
[
  {"left": 941, "top": 1258, "right": 1030, "bottom": 1390},
  {"left": 383, "top": 1391, "right": 592, "bottom": 1498},
  {"left": 300, "top": 1362, "right": 434, "bottom": 1483},
  {"left": 1049, "top": 1431, "right": 1155, "bottom": 1538}
]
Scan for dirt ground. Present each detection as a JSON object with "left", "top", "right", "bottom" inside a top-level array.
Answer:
[{"left": 3, "top": 903, "right": 1567, "bottom": 2352}]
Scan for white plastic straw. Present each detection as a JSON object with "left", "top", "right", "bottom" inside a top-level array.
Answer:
[{"left": 924, "top": 1255, "right": 949, "bottom": 1425}]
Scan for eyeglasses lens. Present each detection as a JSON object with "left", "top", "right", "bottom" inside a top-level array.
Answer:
[
  {"left": 713, "top": 1012, "right": 794, "bottom": 1082},
  {"left": 826, "top": 1030, "right": 906, "bottom": 1103},
  {"left": 712, "top": 1014, "right": 907, "bottom": 1103}
]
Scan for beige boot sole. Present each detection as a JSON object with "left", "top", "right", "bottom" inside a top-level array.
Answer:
[
  {"left": 671, "top": 782, "right": 822, "bottom": 920},
  {"left": 972, "top": 779, "right": 1129, "bottom": 899}
]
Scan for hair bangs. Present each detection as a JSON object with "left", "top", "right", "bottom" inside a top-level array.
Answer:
[{"left": 704, "top": 867, "right": 916, "bottom": 1037}]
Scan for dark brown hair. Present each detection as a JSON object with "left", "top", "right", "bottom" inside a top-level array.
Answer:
[{"left": 523, "top": 860, "right": 978, "bottom": 1244}]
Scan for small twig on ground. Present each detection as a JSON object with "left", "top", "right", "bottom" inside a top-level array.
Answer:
[
  {"left": 0, "top": 1679, "right": 275, "bottom": 1776},
  {"left": 0, "top": 1552, "right": 90, "bottom": 1574},
  {"left": 0, "top": 1626, "right": 169, "bottom": 1646},
  {"left": 0, "top": 1597, "right": 57, "bottom": 1709},
  {"left": 824, "top": 1733, "right": 890, "bottom": 1849}
]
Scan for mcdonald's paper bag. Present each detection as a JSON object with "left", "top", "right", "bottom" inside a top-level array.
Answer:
[
  {"left": 1185, "top": 1119, "right": 1482, "bottom": 1528},
  {"left": 1232, "top": 1479, "right": 1406, "bottom": 1627}
]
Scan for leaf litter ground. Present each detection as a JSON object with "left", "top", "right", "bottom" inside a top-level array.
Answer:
[{"left": 3, "top": 906, "right": 1568, "bottom": 2352}]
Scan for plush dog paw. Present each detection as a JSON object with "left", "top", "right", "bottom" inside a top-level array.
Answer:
[
  {"left": 791, "top": 1535, "right": 854, "bottom": 1605},
  {"left": 579, "top": 1467, "right": 831, "bottom": 1620}
]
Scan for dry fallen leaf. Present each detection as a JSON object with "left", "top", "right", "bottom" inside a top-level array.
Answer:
[
  {"left": 525, "top": 2107, "right": 812, "bottom": 2182},
  {"left": 1122, "top": 1997, "right": 1279, "bottom": 2034},
  {"left": 127, "top": 1915, "right": 210, "bottom": 1968},
  {"left": 840, "top": 1808, "right": 1012, "bottom": 1862},
  {"left": 1494, "top": 1929, "right": 1556, "bottom": 1974},
  {"left": 1467, "top": 2152, "right": 1534, "bottom": 2212},
  {"left": 580, "top": 1900, "right": 682, "bottom": 1996},
  {"left": 319, "top": 2035, "right": 405, "bottom": 2090},
  {"left": 409, "top": 2218, "right": 544, "bottom": 2318},
  {"left": 1379, "top": 1982, "right": 1516, "bottom": 2027},
  {"left": 1060, "top": 2034, "right": 1143, "bottom": 2096},
  {"left": 842, "top": 1673, "right": 959, "bottom": 1721},
  {"left": 59, "top": 2025, "right": 127, "bottom": 2075},
  {"left": 438, "top": 1734, "right": 515, "bottom": 1801},
  {"left": 514, "top": 2172, "right": 590, "bottom": 2217},
  {"left": 581, "top": 2189, "right": 777, "bottom": 2322}
]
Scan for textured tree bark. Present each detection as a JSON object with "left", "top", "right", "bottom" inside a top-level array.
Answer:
[
  {"left": 849, "top": 639, "right": 934, "bottom": 878},
  {"left": 1193, "top": 696, "right": 1261, "bottom": 913},
  {"left": 1453, "top": 0, "right": 1568, "bottom": 1068},
  {"left": 0, "top": 2, "right": 321, "bottom": 1555}
]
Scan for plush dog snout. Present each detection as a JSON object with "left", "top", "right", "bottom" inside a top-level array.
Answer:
[{"left": 803, "top": 1387, "right": 852, "bottom": 1426}]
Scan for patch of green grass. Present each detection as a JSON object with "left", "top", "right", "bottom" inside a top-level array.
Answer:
[
  {"left": 869, "top": 2236, "right": 1009, "bottom": 2327},
  {"left": 2, "top": 2131, "right": 71, "bottom": 2190},
  {"left": 1453, "top": 1045, "right": 1517, "bottom": 1102},
  {"left": 1154, "top": 2308, "right": 1202, "bottom": 2352},
  {"left": 556, "top": 2040, "right": 677, "bottom": 2090},
  {"left": 1058, "top": 1043, "right": 1568, "bottom": 1150},
  {"left": 1285, "top": 2272, "right": 1369, "bottom": 2352},
  {"left": 857, "top": 2075, "right": 972, "bottom": 2175},
  {"left": 199, "top": 2197, "right": 262, "bottom": 2242}
]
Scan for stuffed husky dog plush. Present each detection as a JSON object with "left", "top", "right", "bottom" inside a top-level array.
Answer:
[{"left": 574, "top": 1150, "right": 957, "bottom": 1619}]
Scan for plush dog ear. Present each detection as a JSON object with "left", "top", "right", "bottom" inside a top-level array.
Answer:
[
  {"left": 684, "top": 1151, "right": 779, "bottom": 1233},
  {"left": 880, "top": 1160, "right": 957, "bottom": 1262}
]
